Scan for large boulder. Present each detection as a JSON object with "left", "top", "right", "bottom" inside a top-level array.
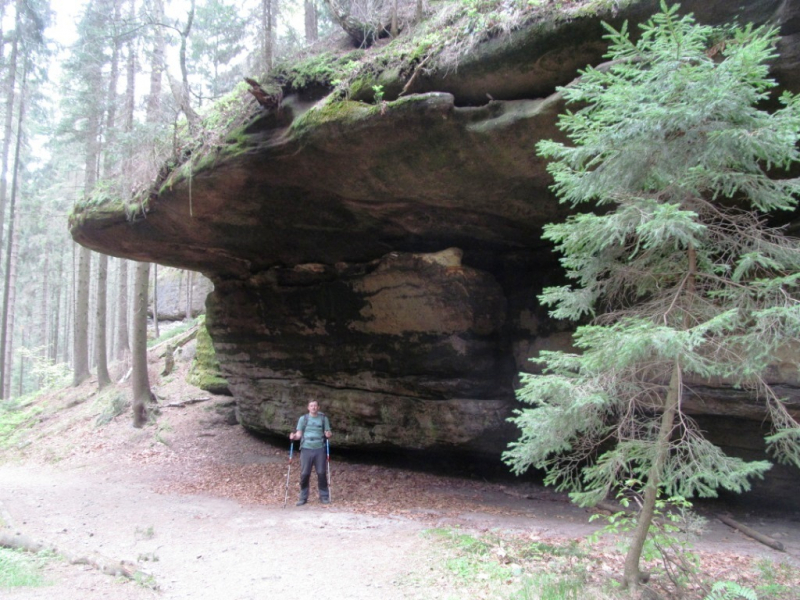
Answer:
[{"left": 70, "top": 0, "right": 800, "bottom": 502}]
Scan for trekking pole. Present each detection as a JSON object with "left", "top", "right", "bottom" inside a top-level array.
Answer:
[
  {"left": 283, "top": 441, "right": 294, "bottom": 508},
  {"left": 326, "top": 438, "right": 332, "bottom": 503}
]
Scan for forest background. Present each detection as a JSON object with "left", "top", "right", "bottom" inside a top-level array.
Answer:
[{"left": 0, "top": 0, "right": 336, "bottom": 401}]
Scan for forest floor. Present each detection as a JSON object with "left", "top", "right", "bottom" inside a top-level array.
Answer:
[{"left": 1, "top": 347, "right": 800, "bottom": 600}]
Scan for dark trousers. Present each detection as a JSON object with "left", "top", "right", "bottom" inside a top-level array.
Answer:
[{"left": 299, "top": 446, "right": 329, "bottom": 501}]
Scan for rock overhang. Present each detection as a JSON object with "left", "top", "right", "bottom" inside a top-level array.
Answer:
[{"left": 68, "top": 0, "right": 800, "bottom": 502}]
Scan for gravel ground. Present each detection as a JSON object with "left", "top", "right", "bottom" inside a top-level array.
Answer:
[{"left": 1, "top": 353, "right": 798, "bottom": 599}]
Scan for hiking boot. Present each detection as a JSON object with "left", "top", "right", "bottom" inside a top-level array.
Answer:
[
  {"left": 320, "top": 498, "right": 330, "bottom": 505},
  {"left": 296, "top": 499, "right": 307, "bottom": 506}
]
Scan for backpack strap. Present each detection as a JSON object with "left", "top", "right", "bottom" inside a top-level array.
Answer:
[{"left": 300, "top": 412, "right": 326, "bottom": 431}]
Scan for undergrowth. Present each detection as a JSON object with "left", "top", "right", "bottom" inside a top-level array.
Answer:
[
  {"left": 0, "top": 398, "right": 43, "bottom": 450},
  {"left": 0, "top": 548, "right": 49, "bottom": 588},
  {"left": 424, "top": 526, "right": 800, "bottom": 600}
]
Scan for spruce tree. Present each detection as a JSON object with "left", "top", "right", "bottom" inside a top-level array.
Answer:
[{"left": 503, "top": 2, "right": 800, "bottom": 588}]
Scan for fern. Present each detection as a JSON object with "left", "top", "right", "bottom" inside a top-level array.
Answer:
[{"left": 704, "top": 580, "right": 758, "bottom": 600}]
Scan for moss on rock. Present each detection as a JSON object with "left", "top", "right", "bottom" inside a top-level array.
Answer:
[{"left": 187, "top": 316, "right": 230, "bottom": 395}]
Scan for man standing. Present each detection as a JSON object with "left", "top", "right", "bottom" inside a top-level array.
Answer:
[{"left": 289, "top": 400, "right": 332, "bottom": 506}]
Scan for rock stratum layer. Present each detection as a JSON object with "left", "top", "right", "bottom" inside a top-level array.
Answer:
[{"left": 71, "top": 0, "right": 800, "bottom": 504}]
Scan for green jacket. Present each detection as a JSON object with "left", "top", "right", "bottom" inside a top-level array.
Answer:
[{"left": 296, "top": 413, "right": 331, "bottom": 450}]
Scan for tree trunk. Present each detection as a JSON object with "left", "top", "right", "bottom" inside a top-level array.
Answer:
[
  {"left": 50, "top": 252, "right": 63, "bottom": 362},
  {"left": 152, "top": 264, "right": 159, "bottom": 338},
  {"left": 94, "top": 253, "right": 111, "bottom": 388},
  {"left": 261, "top": 0, "right": 274, "bottom": 72},
  {"left": 0, "top": 56, "right": 26, "bottom": 398},
  {"left": 622, "top": 363, "right": 681, "bottom": 588},
  {"left": 170, "top": 0, "right": 199, "bottom": 129},
  {"left": 131, "top": 261, "right": 151, "bottom": 428},
  {"left": 115, "top": 0, "right": 136, "bottom": 364},
  {"left": 623, "top": 246, "right": 694, "bottom": 588},
  {"left": 115, "top": 258, "right": 130, "bottom": 360},
  {"left": 72, "top": 246, "right": 92, "bottom": 386},
  {"left": 40, "top": 253, "right": 49, "bottom": 357},
  {"left": 304, "top": 0, "right": 318, "bottom": 43},
  {"left": 0, "top": 1, "right": 20, "bottom": 256},
  {"left": 1, "top": 202, "right": 19, "bottom": 399},
  {"left": 184, "top": 270, "right": 193, "bottom": 320}
]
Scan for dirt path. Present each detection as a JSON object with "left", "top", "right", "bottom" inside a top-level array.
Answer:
[{"left": 1, "top": 366, "right": 799, "bottom": 599}]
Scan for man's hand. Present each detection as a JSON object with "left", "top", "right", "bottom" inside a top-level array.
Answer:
[
  {"left": 289, "top": 432, "right": 300, "bottom": 441},
  {"left": 325, "top": 431, "right": 332, "bottom": 439}
]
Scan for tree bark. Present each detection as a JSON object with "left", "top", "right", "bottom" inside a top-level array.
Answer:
[
  {"left": 1, "top": 202, "right": 19, "bottom": 398},
  {"left": 261, "top": 0, "right": 274, "bottom": 72},
  {"left": 152, "top": 263, "right": 159, "bottom": 339},
  {"left": 0, "top": 0, "right": 20, "bottom": 257},
  {"left": 623, "top": 363, "right": 681, "bottom": 588},
  {"left": 304, "top": 0, "right": 318, "bottom": 43},
  {"left": 73, "top": 246, "right": 92, "bottom": 386},
  {"left": 131, "top": 261, "right": 151, "bottom": 428},
  {"left": 50, "top": 251, "right": 63, "bottom": 362},
  {"left": 115, "top": 0, "right": 136, "bottom": 364},
  {"left": 184, "top": 270, "right": 193, "bottom": 320},
  {"left": 95, "top": 253, "right": 111, "bottom": 388},
  {"left": 115, "top": 258, "right": 130, "bottom": 360},
  {"left": 0, "top": 56, "right": 26, "bottom": 398}
]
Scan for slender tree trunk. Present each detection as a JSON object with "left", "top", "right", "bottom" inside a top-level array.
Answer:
[
  {"left": 64, "top": 246, "right": 74, "bottom": 366},
  {"left": 261, "top": 0, "right": 274, "bottom": 72},
  {"left": 184, "top": 270, "right": 193, "bottom": 320},
  {"left": 152, "top": 264, "right": 159, "bottom": 338},
  {"left": 73, "top": 246, "right": 92, "bottom": 385},
  {"left": 0, "top": 57, "right": 26, "bottom": 399},
  {"left": 168, "top": 0, "right": 199, "bottom": 129},
  {"left": 1, "top": 206, "right": 19, "bottom": 399},
  {"left": 623, "top": 363, "right": 681, "bottom": 588},
  {"left": 94, "top": 1, "right": 123, "bottom": 390},
  {"left": 95, "top": 254, "right": 111, "bottom": 387},
  {"left": 131, "top": 261, "right": 151, "bottom": 427},
  {"left": 115, "top": 258, "right": 130, "bottom": 360},
  {"left": 304, "top": 0, "right": 317, "bottom": 43},
  {"left": 130, "top": 0, "right": 163, "bottom": 424},
  {"left": 0, "top": 3, "right": 20, "bottom": 256},
  {"left": 623, "top": 245, "right": 695, "bottom": 588},
  {"left": 40, "top": 253, "right": 49, "bottom": 354},
  {"left": 50, "top": 252, "right": 63, "bottom": 362},
  {"left": 115, "top": 0, "right": 136, "bottom": 365},
  {"left": 17, "top": 328, "right": 24, "bottom": 397}
]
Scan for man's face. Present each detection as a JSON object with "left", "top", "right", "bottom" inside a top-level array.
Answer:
[{"left": 308, "top": 401, "right": 319, "bottom": 415}]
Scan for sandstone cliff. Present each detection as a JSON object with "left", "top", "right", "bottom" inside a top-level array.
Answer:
[{"left": 70, "top": 0, "right": 800, "bottom": 503}]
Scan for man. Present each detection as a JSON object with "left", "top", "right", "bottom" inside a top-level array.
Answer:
[{"left": 289, "top": 400, "right": 332, "bottom": 506}]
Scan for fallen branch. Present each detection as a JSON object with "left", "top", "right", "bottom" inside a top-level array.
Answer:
[
  {"left": 717, "top": 513, "right": 785, "bottom": 552},
  {"left": 162, "top": 397, "right": 211, "bottom": 408},
  {"left": 149, "top": 324, "right": 200, "bottom": 355},
  {"left": 400, "top": 53, "right": 433, "bottom": 97},
  {"left": 0, "top": 530, "right": 148, "bottom": 580}
]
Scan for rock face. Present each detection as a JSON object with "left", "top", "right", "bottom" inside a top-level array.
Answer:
[
  {"left": 70, "top": 0, "right": 800, "bottom": 502},
  {"left": 212, "top": 249, "right": 515, "bottom": 452}
]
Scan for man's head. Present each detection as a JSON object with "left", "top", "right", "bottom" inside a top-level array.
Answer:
[{"left": 308, "top": 400, "right": 319, "bottom": 416}]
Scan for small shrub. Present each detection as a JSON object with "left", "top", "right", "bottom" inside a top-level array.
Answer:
[{"left": 95, "top": 390, "right": 129, "bottom": 426}]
